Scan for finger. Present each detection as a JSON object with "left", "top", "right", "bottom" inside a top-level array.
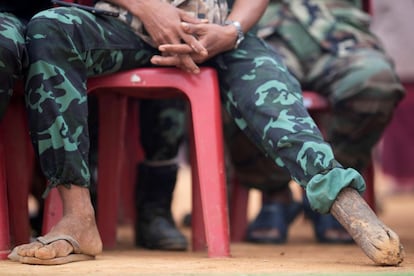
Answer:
[
  {"left": 181, "top": 22, "right": 196, "bottom": 35},
  {"left": 159, "top": 44, "right": 207, "bottom": 64},
  {"left": 158, "top": 35, "right": 208, "bottom": 57},
  {"left": 159, "top": 44, "right": 194, "bottom": 55},
  {"left": 151, "top": 55, "right": 181, "bottom": 67},
  {"left": 181, "top": 22, "right": 208, "bottom": 55},
  {"left": 151, "top": 54, "right": 200, "bottom": 74},
  {"left": 179, "top": 10, "right": 209, "bottom": 24},
  {"left": 180, "top": 54, "right": 200, "bottom": 74},
  {"left": 189, "top": 38, "right": 208, "bottom": 56}
]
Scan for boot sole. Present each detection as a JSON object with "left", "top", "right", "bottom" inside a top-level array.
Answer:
[{"left": 137, "top": 238, "right": 188, "bottom": 251}]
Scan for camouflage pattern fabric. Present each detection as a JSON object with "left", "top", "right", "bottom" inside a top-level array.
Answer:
[
  {"left": 25, "top": 7, "right": 157, "bottom": 196},
  {"left": 0, "top": 12, "right": 27, "bottom": 120},
  {"left": 139, "top": 99, "right": 186, "bottom": 161},
  {"left": 95, "top": 0, "right": 228, "bottom": 46},
  {"left": 228, "top": 0, "right": 405, "bottom": 195},
  {"left": 25, "top": 6, "right": 365, "bottom": 213}
]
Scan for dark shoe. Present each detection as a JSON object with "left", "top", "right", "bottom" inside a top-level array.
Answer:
[
  {"left": 245, "top": 201, "right": 302, "bottom": 244},
  {"left": 303, "top": 195, "right": 353, "bottom": 244},
  {"left": 135, "top": 163, "right": 188, "bottom": 250},
  {"left": 136, "top": 208, "right": 188, "bottom": 251}
]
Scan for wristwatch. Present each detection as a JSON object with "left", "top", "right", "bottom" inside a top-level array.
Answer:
[{"left": 224, "top": 20, "right": 245, "bottom": 49}]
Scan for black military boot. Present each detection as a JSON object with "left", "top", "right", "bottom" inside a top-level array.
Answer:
[{"left": 135, "top": 163, "right": 188, "bottom": 251}]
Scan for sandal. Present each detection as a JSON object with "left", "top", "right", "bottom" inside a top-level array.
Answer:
[
  {"left": 245, "top": 200, "right": 302, "bottom": 244},
  {"left": 303, "top": 195, "right": 353, "bottom": 244}
]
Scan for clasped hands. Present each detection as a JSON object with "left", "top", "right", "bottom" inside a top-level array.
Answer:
[{"left": 151, "top": 20, "right": 238, "bottom": 74}]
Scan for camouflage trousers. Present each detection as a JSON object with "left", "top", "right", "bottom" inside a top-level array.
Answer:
[
  {"left": 138, "top": 99, "right": 186, "bottom": 162},
  {"left": 0, "top": 12, "right": 27, "bottom": 120},
  {"left": 25, "top": 7, "right": 365, "bottom": 213},
  {"left": 229, "top": 0, "right": 405, "bottom": 194}
]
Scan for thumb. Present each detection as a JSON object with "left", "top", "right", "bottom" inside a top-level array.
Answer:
[
  {"left": 179, "top": 9, "right": 208, "bottom": 24},
  {"left": 181, "top": 22, "right": 202, "bottom": 36}
]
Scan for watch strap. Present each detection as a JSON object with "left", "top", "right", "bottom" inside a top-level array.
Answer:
[{"left": 224, "top": 20, "right": 245, "bottom": 49}]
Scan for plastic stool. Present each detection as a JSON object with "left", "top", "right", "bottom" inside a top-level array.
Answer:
[
  {"left": 44, "top": 67, "right": 230, "bottom": 258},
  {"left": 92, "top": 67, "right": 229, "bottom": 257}
]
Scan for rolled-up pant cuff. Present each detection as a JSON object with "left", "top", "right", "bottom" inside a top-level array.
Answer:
[{"left": 305, "top": 167, "right": 366, "bottom": 214}]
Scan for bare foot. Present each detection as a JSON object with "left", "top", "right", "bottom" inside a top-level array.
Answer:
[{"left": 10, "top": 211, "right": 102, "bottom": 261}]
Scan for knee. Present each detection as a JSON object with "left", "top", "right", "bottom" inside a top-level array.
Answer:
[
  {"left": 0, "top": 28, "right": 26, "bottom": 73},
  {"left": 334, "top": 52, "right": 405, "bottom": 115},
  {"left": 0, "top": 46, "right": 24, "bottom": 77},
  {"left": 27, "top": 7, "right": 83, "bottom": 38}
]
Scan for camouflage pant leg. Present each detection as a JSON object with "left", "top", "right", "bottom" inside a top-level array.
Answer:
[
  {"left": 212, "top": 34, "right": 365, "bottom": 213},
  {"left": 223, "top": 110, "right": 291, "bottom": 193},
  {"left": 238, "top": 42, "right": 405, "bottom": 194},
  {"left": 305, "top": 49, "right": 405, "bottom": 171},
  {"left": 0, "top": 13, "right": 27, "bottom": 120},
  {"left": 240, "top": 0, "right": 405, "bottom": 195},
  {"left": 25, "top": 7, "right": 156, "bottom": 194},
  {"left": 139, "top": 99, "right": 187, "bottom": 162},
  {"left": 262, "top": 0, "right": 405, "bottom": 171}
]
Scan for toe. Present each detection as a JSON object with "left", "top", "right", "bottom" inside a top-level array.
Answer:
[
  {"left": 35, "top": 240, "right": 73, "bottom": 259},
  {"left": 16, "top": 242, "right": 43, "bottom": 257}
]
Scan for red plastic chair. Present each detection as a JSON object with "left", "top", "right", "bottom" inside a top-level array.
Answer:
[
  {"left": 93, "top": 67, "right": 229, "bottom": 257},
  {"left": 42, "top": 67, "right": 230, "bottom": 258}
]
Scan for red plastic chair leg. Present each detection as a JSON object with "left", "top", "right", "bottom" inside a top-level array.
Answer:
[
  {"left": 118, "top": 100, "right": 144, "bottom": 225},
  {"left": 363, "top": 162, "right": 375, "bottom": 212},
  {"left": 41, "top": 187, "right": 63, "bottom": 235},
  {"left": 0, "top": 136, "right": 11, "bottom": 259},
  {"left": 2, "top": 97, "right": 33, "bottom": 246},
  {"left": 229, "top": 177, "right": 249, "bottom": 242},
  {"left": 96, "top": 93, "right": 128, "bottom": 249},
  {"left": 183, "top": 69, "right": 229, "bottom": 257}
]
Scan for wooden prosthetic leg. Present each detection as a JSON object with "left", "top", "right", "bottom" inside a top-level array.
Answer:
[{"left": 331, "top": 188, "right": 405, "bottom": 266}]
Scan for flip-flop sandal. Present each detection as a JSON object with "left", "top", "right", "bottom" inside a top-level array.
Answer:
[
  {"left": 303, "top": 195, "right": 353, "bottom": 244},
  {"left": 8, "top": 234, "right": 95, "bottom": 265},
  {"left": 246, "top": 201, "right": 302, "bottom": 244}
]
